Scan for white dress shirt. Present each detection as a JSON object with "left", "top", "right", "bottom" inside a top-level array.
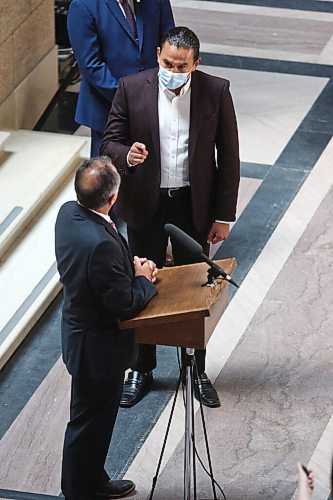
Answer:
[{"left": 158, "top": 77, "right": 191, "bottom": 188}]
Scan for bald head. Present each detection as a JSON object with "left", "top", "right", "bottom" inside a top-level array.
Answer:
[{"left": 75, "top": 156, "right": 120, "bottom": 210}]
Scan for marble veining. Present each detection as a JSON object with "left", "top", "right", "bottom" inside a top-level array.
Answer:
[{"left": 0, "top": 359, "right": 70, "bottom": 494}]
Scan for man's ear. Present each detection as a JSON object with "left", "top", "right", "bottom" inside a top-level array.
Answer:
[
  {"left": 156, "top": 46, "right": 161, "bottom": 64},
  {"left": 192, "top": 56, "right": 201, "bottom": 72},
  {"left": 109, "top": 192, "right": 118, "bottom": 207}
]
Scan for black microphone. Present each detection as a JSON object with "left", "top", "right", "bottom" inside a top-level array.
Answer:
[{"left": 164, "top": 224, "right": 239, "bottom": 288}]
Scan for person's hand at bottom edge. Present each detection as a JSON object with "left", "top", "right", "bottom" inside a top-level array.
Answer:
[{"left": 296, "top": 462, "right": 314, "bottom": 500}]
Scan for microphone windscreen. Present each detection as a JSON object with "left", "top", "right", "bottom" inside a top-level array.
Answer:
[{"left": 164, "top": 224, "right": 203, "bottom": 256}]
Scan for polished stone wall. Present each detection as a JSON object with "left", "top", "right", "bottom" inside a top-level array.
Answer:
[{"left": 0, "top": 0, "right": 58, "bottom": 129}]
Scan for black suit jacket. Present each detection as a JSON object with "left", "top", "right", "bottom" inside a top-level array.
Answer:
[
  {"left": 55, "top": 201, "right": 157, "bottom": 379},
  {"left": 100, "top": 68, "right": 240, "bottom": 232}
]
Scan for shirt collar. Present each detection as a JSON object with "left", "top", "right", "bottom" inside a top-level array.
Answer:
[
  {"left": 90, "top": 209, "right": 112, "bottom": 224},
  {"left": 77, "top": 201, "right": 112, "bottom": 224}
]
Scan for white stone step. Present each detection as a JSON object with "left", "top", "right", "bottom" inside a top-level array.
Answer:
[
  {"left": 0, "top": 130, "right": 89, "bottom": 369},
  {"left": 0, "top": 131, "right": 10, "bottom": 164},
  {"left": 0, "top": 131, "right": 10, "bottom": 148},
  {"left": 0, "top": 130, "right": 88, "bottom": 260}
]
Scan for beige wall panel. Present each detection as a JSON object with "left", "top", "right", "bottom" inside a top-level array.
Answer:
[
  {"left": 0, "top": 92, "right": 16, "bottom": 130},
  {"left": 0, "top": 47, "right": 58, "bottom": 130},
  {"left": 0, "top": 36, "right": 14, "bottom": 104},
  {"left": 13, "top": 0, "right": 55, "bottom": 87},
  {"left": 15, "top": 46, "right": 58, "bottom": 129},
  {"left": 31, "top": 0, "right": 48, "bottom": 10},
  {"left": 0, "top": 0, "right": 31, "bottom": 45}
]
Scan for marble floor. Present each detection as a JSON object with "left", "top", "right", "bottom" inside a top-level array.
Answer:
[{"left": 0, "top": 0, "right": 333, "bottom": 499}]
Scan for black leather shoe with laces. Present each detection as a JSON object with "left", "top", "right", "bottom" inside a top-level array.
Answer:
[
  {"left": 193, "top": 372, "right": 220, "bottom": 408},
  {"left": 120, "top": 371, "right": 153, "bottom": 408}
]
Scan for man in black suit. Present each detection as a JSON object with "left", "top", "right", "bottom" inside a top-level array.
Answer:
[
  {"left": 55, "top": 156, "right": 157, "bottom": 499},
  {"left": 101, "top": 26, "right": 240, "bottom": 409}
]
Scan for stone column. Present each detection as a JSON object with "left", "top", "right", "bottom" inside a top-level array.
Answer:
[{"left": 0, "top": 0, "right": 58, "bottom": 130}]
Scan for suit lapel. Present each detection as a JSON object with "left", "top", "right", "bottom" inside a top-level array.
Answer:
[
  {"left": 76, "top": 204, "right": 134, "bottom": 273},
  {"left": 117, "top": 232, "right": 135, "bottom": 273},
  {"left": 134, "top": 2, "right": 144, "bottom": 51},
  {"left": 143, "top": 70, "right": 161, "bottom": 168},
  {"left": 104, "top": 0, "right": 137, "bottom": 43},
  {"left": 189, "top": 72, "right": 203, "bottom": 166},
  {"left": 101, "top": 219, "right": 135, "bottom": 273}
]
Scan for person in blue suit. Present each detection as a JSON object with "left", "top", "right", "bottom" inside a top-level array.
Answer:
[{"left": 67, "top": 0, "right": 174, "bottom": 156}]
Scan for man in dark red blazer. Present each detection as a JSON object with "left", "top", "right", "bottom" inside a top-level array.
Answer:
[{"left": 101, "top": 26, "right": 240, "bottom": 409}]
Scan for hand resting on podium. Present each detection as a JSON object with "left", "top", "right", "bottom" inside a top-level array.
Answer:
[{"left": 134, "top": 256, "right": 158, "bottom": 283}]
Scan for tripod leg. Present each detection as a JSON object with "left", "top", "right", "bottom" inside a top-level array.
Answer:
[
  {"left": 148, "top": 369, "right": 182, "bottom": 500},
  {"left": 184, "top": 348, "right": 196, "bottom": 500},
  {"left": 191, "top": 362, "right": 197, "bottom": 500},
  {"left": 193, "top": 361, "right": 218, "bottom": 500}
]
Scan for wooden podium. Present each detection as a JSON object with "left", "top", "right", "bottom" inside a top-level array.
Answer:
[
  {"left": 119, "top": 258, "right": 236, "bottom": 500},
  {"left": 120, "top": 258, "right": 236, "bottom": 349}
]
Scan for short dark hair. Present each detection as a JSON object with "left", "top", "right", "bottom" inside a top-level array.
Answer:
[
  {"left": 161, "top": 26, "right": 200, "bottom": 62},
  {"left": 74, "top": 156, "right": 120, "bottom": 209}
]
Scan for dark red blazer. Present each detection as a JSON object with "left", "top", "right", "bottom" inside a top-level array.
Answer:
[{"left": 101, "top": 68, "right": 240, "bottom": 233}]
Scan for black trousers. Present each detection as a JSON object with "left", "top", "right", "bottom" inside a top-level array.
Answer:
[
  {"left": 127, "top": 187, "right": 210, "bottom": 375},
  {"left": 91, "top": 129, "right": 104, "bottom": 157},
  {"left": 61, "top": 369, "right": 125, "bottom": 500}
]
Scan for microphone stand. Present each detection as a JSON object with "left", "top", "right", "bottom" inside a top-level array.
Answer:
[
  {"left": 149, "top": 265, "right": 235, "bottom": 500},
  {"left": 148, "top": 352, "right": 218, "bottom": 500},
  {"left": 202, "top": 268, "right": 221, "bottom": 287},
  {"left": 201, "top": 259, "right": 239, "bottom": 288}
]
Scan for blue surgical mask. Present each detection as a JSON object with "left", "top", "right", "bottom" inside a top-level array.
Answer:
[{"left": 158, "top": 65, "right": 190, "bottom": 90}]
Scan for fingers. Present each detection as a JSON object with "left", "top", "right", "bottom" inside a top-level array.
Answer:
[
  {"left": 134, "top": 256, "right": 158, "bottom": 282},
  {"left": 147, "top": 259, "right": 156, "bottom": 271},
  {"left": 207, "top": 231, "right": 225, "bottom": 244},
  {"left": 296, "top": 463, "right": 314, "bottom": 495},
  {"left": 207, "top": 223, "right": 230, "bottom": 244},
  {"left": 207, "top": 227, "right": 214, "bottom": 244},
  {"left": 211, "top": 234, "right": 221, "bottom": 244},
  {"left": 148, "top": 260, "right": 158, "bottom": 282},
  {"left": 133, "top": 255, "right": 141, "bottom": 266},
  {"left": 128, "top": 142, "right": 148, "bottom": 165}
]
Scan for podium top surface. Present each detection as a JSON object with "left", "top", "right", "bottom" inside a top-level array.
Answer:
[{"left": 119, "top": 258, "right": 235, "bottom": 330}]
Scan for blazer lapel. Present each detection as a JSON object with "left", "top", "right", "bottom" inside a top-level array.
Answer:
[
  {"left": 189, "top": 72, "right": 203, "bottom": 166},
  {"left": 117, "top": 232, "right": 135, "bottom": 273},
  {"left": 143, "top": 70, "right": 161, "bottom": 168},
  {"left": 104, "top": 0, "right": 137, "bottom": 43},
  {"left": 76, "top": 204, "right": 134, "bottom": 272},
  {"left": 101, "top": 219, "right": 135, "bottom": 272}
]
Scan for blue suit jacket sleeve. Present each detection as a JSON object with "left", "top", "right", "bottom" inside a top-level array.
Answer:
[
  {"left": 68, "top": 1, "right": 118, "bottom": 102},
  {"left": 159, "top": 0, "right": 175, "bottom": 34},
  {"left": 88, "top": 240, "right": 157, "bottom": 320}
]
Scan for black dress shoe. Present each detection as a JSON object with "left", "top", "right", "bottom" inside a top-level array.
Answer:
[
  {"left": 120, "top": 371, "right": 153, "bottom": 408},
  {"left": 194, "top": 373, "right": 220, "bottom": 408},
  {"left": 95, "top": 479, "right": 135, "bottom": 498}
]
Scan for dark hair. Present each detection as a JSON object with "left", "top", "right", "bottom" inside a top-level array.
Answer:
[
  {"left": 161, "top": 26, "right": 200, "bottom": 62},
  {"left": 74, "top": 156, "right": 120, "bottom": 209}
]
